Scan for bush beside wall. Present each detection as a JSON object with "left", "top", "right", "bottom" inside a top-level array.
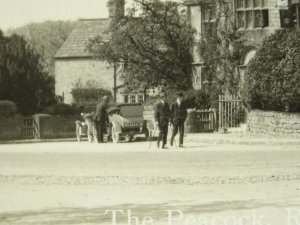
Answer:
[{"left": 243, "top": 29, "right": 300, "bottom": 112}]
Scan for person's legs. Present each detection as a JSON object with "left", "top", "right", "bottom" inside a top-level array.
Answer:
[
  {"left": 179, "top": 122, "right": 185, "bottom": 146},
  {"left": 170, "top": 123, "right": 179, "bottom": 146},
  {"left": 92, "top": 122, "right": 98, "bottom": 143},
  {"left": 86, "top": 120, "right": 93, "bottom": 142},
  {"left": 157, "top": 124, "right": 163, "bottom": 148},
  {"left": 76, "top": 122, "right": 81, "bottom": 142},
  {"left": 162, "top": 124, "right": 168, "bottom": 147},
  {"left": 95, "top": 122, "right": 100, "bottom": 143},
  {"left": 98, "top": 123, "right": 104, "bottom": 143}
]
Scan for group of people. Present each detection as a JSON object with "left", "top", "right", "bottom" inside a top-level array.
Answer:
[
  {"left": 79, "top": 92, "right": 188, "bottom": 148},
  {"left": 79, "top": 96, "right": 110, "bottom": 143},
  {"left": 154, "top": 92, "right": 188, "bottom": 149}
]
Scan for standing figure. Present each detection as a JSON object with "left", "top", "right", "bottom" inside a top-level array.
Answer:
[
  {"left": 94, "top": 96, "right": 110, "bottom": 143},
  {"left": 154, "top": 92, "right": 171, "bottom": 149},
  {"left": 170, "top": 93, "right": 187, "bottom": 148},
  {"left": 81, "top": 112, "right": 97, "bottom": 143}
]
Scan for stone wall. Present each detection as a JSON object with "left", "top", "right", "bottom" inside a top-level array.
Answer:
[
  {"left": 247, "top": 110, "right": 300, "bottom": 137},
  {"left": 0, "top": 116, "right": 22, "bottom": 140},
  {"left": 55, "top": 58, "right": 117, "bottom": 104},
  {"left": 34, "top": 114, "right": 78, "bottom": 139}
]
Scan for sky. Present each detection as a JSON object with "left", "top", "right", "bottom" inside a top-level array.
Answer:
[{"left": 0, "top": 0, "right": 133, "bottom": 31}]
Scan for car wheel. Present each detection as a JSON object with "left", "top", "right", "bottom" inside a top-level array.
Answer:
[{"left": 126, "top": 134, "right": 134, "bottom": 142}]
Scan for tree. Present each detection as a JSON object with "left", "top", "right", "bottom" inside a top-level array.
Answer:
[
  {"left": 0, "top": 32, "right": 55, "bottom": 114},
  {"left": 6, "top": 21, "right": 76, "bottom": 77},
  {"left": 242, "top": 29, "right": 300, "bottom": 112},
  {"left": 87, "top": 0, "right": 195, "bottom": 91}
]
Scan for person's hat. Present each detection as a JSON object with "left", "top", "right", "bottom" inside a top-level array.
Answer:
[
  {"left": 177, "top": 92, "right": 184, "bottom": 98},
  {"left": 159, "top": 92, "right": 166, "bottom": 98},
  {"left": 102, "top": 95, "right": 109, "bottom": 102}
]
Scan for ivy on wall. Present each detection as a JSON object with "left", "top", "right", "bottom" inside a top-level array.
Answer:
[{"left": 198, "top": 0, "right": 245, "bottom": 95}]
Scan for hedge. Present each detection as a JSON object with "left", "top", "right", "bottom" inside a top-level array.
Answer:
[
  {"left": 144, "top": 89, "right": 213, "bottom": 109},
  {"left": 243, "top": 29, "right": 300, "bottom": 112},
  {"left": 0, "top": 100, "right": 17, "bottom": 117},
  {"left": 44, "top": 103, "right": 78, "bottom": 116},
  {"left": 71, "top": 88, "right": 112, "bottom": 104}
]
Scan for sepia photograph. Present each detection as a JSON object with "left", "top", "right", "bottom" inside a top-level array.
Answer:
[{"left": 0, "top": 0, "right": 300, "bottom": 224}]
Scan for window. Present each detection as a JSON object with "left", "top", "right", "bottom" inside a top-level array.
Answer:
[
  {"left": 138, "top": 95, "right": 144, "bottom": 103},
  {"left": 280, "top": 6, "right": 300, "bottom": 28},
  {"left": 201, "top": 5, "right": 216, "bottom": 34},
  {"left": 130, "top": 95, "right": 136, "bottom": 103},
  {"left": 236, "top": 0, "right": 269, "bottom": 29},
  {"left": 123, "top": 95, "right": 129, "bottom": 103}
]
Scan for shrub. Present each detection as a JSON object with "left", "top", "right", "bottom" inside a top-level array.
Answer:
[
  {"left": 0, "top": 101, "right": 18, "bottom": 117},
  {"left": 44, "top": 103, "right": 77, "bottom": 116},
  {"left": 243, "top": 29, "right": 300, "bottom": 112},
  {"left": 183, "top": 89, "right": 212, "bottom": 109},
  {"left": 144, "top": 89, "right": 213, "bottom": 109},
  {"left": 71, "top": 88, "right": 112, "bottom": 104}
]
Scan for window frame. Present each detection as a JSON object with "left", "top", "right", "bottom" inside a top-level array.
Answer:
[
  {"left": 130, "top": 95, "right": 136, "bottom": 103},
  {"left": 201, "top": 4, "right": 217, "bottom": 34},
  {"left": 235, "top": 0, "right": 269, "bottom": 29},
  {"left": 138, "top": 94, "right": 144, "bottom": 103},
  {"left": 123, "top": 95, "right": 129, "bottom": 103}
]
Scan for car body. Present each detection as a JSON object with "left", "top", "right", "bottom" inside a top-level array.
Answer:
[{"left": 109, "top": 103, "right": 149, "bottom": 143}]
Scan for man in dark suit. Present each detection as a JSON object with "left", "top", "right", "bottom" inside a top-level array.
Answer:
[
  {"left": 170, "top": 93, "right": 187, "bottom": 148},
  {"left": 154, "top": 92, "right": 171, "bottom": 149},
  {"left": 94, "top": 95, "right": 110, "bottom": 143}
]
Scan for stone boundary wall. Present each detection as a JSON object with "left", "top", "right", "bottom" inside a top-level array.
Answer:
[
  {"left": 247, "top": 110, "right": 300, "bottom": 137},
  {"left": 34, "top": 114, "right": 78, "bottom": 139},
  {"left": 0, "top": 116, "right": 22, "bottom": 140}
]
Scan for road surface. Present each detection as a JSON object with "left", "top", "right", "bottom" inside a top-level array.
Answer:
[{"left": 0, "top": 141, "right": 299, "bottom": 225}]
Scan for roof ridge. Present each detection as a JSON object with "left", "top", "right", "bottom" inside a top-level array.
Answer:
[{"left": 78, "top": 18, "right": 110, "bottom": 21}]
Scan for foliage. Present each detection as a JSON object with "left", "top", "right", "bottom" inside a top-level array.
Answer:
[
  {"left": 144, "top": 89, "right": 216, "bottom": 109},
  {"left": 242, "top": 29, "right": 300, "bottom": 112},
  {"left": 71, "top": 88, "right": 113, "bottom": 104},
  {"left": 107, "top": 0, "right": 125, "bottom": 19},
  {"left": 87, "top": 0, "right": 195, "bottom": 91},
  {"left": 198, "top": 0, "right": 245, "bottom": 95},
  {"left": 44, "top": 103, "right": 78, "bottom": 116},
  {"left": 0, "top": 100, "right": 17, "bottom": 117},
  {"left": 6, "top": 21, "right": 76, "bottom": 77},
  {"left": 0, "top": 32, "right": 55, "bottom": 115}
]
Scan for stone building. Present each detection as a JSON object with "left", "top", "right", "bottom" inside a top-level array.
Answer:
[
  {"left": 54, "top": 0, "right": 145, "bottom": 104},
  {"left": 184, "top": 0, "right": 300, "bottom": 89},
  {"left": 54, "top": 18, "right": 115, "bottom": 104}
]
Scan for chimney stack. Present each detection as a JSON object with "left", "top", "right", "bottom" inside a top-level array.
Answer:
[{"left": 107, "top": 0, "right": 125, "bottom": 19}]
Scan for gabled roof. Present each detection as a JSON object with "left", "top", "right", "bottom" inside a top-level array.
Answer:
[
  {"left": 184, "top": 0, "right": 211, "bottom": 5},
  {"left": 55, "top": 18, "right": 110, "bottom": 59}
]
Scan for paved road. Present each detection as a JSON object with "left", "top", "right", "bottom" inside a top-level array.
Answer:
[{"left": 0, "top": 141, "right": 300, "bottom": 225}]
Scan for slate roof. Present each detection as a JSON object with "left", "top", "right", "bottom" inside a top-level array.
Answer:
[
  {"left": 184, "top": 0, "right": 211, "bottom": 5},
  {"left": 55, "top": 18, "right": 111, "bottom": 59}
]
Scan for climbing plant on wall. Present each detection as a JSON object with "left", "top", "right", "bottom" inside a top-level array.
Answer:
[{"left": 198, "top": 0, "right": 245, "bottom": 95}]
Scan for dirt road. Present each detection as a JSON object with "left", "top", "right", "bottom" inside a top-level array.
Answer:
[{"left": 0, "top": 141, "right": 299, "bottom": 225}]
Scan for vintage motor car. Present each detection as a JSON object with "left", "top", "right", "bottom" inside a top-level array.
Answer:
[{"left": 109, "top": 103, "right": 149, "bottom": 143}]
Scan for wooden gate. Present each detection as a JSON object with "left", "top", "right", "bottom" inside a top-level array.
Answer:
[
  {"left": 219, "top": 95, "right": 243, "bottom": 128},
  {"left": 21, "top": 117, "right": 38, "bottom": 139},
  {"left": 194, "top": 109, "right": 217, "bottom": 132}
]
